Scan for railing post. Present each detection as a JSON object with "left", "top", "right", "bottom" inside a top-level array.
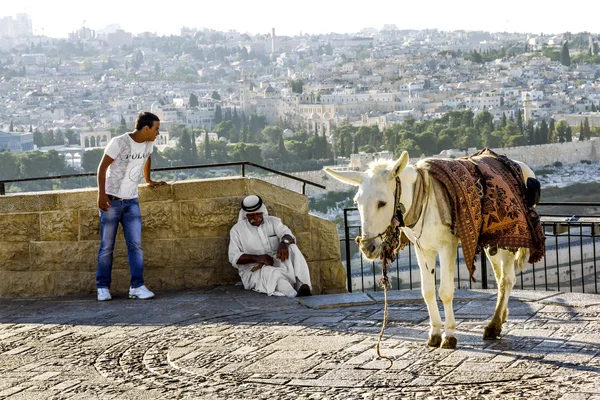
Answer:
[
  {"left": 302, "top": 182, "right": 306, "bottom": 195},
  {"left": 241, "top": 163, "right": 246, "bottom": 177},
  {"left": 481, "top": 253, "right": 488, "bottom": 289},
  {"left": 0, "top": 182, "right": 4, "bottom": 196},
  {"left": 344, "top": 209, "right": 352, "bottom": 293}
]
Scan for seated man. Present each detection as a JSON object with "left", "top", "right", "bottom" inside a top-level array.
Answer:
[{"left": 228, "top": 195, "right": 312, "bottom": 298}]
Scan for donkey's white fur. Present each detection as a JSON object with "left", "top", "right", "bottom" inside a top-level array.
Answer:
[{"left": 325, "top": 152, "right": 536, "bottom": 348}]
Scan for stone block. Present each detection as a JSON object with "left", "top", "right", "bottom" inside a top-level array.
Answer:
[
  {"left": 318, "top": 260, "right": 348, "bottom": 294},
  {"left": 309, "top": 216, "right": 342, "bottom": 261},
  {"left": 172, "top": 178, "right": 248, "bottom": 201},
  {"left": 180, "top": 197, "right": 242, "bottom": 238},
  {"left": 215, "top": 264, "right": 240, "bottom": 285},
  {"left": 140, "top": 202, "right": 182, "bottom": 240},
  {"left": 57, "top": 189, "right": 97, "bottom": 210},
  {"left": 110, "top": 269, "right": 131, "bottom": 292},
  {"left": 138, "top": 183, "right": 173, "bottom": 203},
  {"left": 0, "top": 242, "right": 30, "bottom": 271},
  {"left": 30, "top": 241, "right": 97, "bottom": 272},
  {"left": 248, "top": 179, "right": 308, "bottom": 214},
  {"left": 143, "top": 240, "right": 175, "bottom": 269},
  {"left": 181, "top": 267, "right": 217, "bottom": 288},
  {"left": 145, "top": 268, "right": 184, "bottom": 291},
  {"left": 294, "top": 232, "right": 313, "bottom": 261},
  {"left": 307, "top": 262, "right": 322, "bottom": 295},
  {"left": 172, "top": 238, "right": 230, "bottom": 269},
  {"left": 79, "top": 209, "right": 100, "bottom": 241},
  {"left": 40, "top": 211, "right": 78, "bottom": 241},
  {"left": 53, "top": 272, "right": 96, "bottom": 295},
  {"left": 281, "top": 210, "right": 311, "bottom": 234},
  {"left": 0, "top": 192, "right": 59, "bottom": 213},
  {"left": 0, "top": 271, "right": 54, "bottom": 297},
  {"left": 0, "top": 213, "right": 39, "bottom": 242}
]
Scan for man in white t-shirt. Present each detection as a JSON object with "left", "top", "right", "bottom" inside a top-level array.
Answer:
[{"left": 96, "top": 112, "right": 167, "bottom": 301}]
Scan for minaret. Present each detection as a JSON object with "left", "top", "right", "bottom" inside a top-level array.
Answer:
[
  {"left": 524, "top": 94, "right": 532, "bottom": 122},
  {"left": 271, "top": 28, "right": 276, "bottom": 53}
]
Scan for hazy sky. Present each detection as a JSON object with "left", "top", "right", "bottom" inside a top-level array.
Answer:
[{"left": 3, "top": 1, "right": 598, "bottom": 38}]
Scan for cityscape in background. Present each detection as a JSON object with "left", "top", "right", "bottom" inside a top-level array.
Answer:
[{"left": 0, "top": 12, "right": 599, "bottom": 191}]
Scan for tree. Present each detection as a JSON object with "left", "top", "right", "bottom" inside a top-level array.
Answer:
[
  {"left": 9, "top": 121, "right": 13, "bottom": 132},
  {"left": 118, "top": 115, "right": 128, "bottom": 134},
  {"left": 549, "top": 118, "right": 556, "bottom": 143},
  {"left": 232, "top": 107, "right": 241, "bottom": 134},
  {"left": 278, "top": 135, "right": 287, "bottom": 155},
  {"left": 211, "top": 91, "right": 221, "bottom": 101},
  {"left": 516, "top": 109, "right": 523, "bottom": 134},
  {"left": 204, "top": 132, "right": 211, "bottom": 159},
  {"left": 501, "top": 112, "right": 507, "bottom": 128},
  {"left": 190, "top": 132, "right": 198, "bottom": 159},
  {"left": 178, "top": 129, "right": 194, "bottom": 164},
  {"left": 560, "top": 41, "right": 571, "bottom": 66},
  {"left": 214, "top": 105, "right": 223, "bottom": 125},
  {"left": 555, "top": 120, "right": 569, "bottom": 143},
  {"left": 189, "top": 93, "right": 199, "bottom": 108},
  {"left": 566, "top": 126, "right": 572, "bottom": 142},
  {"left": 290, "top": 79, "right": 304, "bottom": 94},
  {"left": 81, "top": 148, "right": 105, "bottom": 172},
  {"left": 214, "top": 121, "right": 236, "bottom": 140},
  {"left": 579, "top": 121, "right": 585, "bottom": 141},
  {"left": 538, "top": 120, "right": 549, "bottom": 145},
  {"left": 583, "top": 117, "right": 591, "bottom": 140},
  {"left": 0, "top": 151, "right": 20, "bottom": 180}
]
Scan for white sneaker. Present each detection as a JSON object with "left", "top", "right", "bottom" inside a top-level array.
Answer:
[
  {"left": 97, "top": 288, "right": 112, "bottom": 301},
  {"left": 129, "top": 285, "right": 155, "bottom": 300}
]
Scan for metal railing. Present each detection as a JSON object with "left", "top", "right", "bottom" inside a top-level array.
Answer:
[
  {"left": 341, "top": 203, "right": 600, "bottom": 294},
  {"left": 0, "top": 161, "right": 326, "bottom": 196}
]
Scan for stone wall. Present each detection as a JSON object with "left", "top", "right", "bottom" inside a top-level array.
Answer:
[{"left": 0, "top": 178, "right": 347, "bottom": 297}]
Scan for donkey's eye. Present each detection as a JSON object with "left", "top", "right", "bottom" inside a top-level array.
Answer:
[{"left": 378, "top": 201, "right": 387, "bottom": 209}]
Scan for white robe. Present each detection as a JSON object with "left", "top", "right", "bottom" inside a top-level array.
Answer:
[{"left": 228, "top": 216, "right": 311, "bottom": 296}]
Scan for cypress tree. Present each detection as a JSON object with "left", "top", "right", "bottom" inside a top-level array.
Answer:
[{"left": 204, "top": 132, "right": 211, "bottom": 159}]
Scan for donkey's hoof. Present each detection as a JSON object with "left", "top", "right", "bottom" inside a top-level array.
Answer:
[
  {"left": 441, "top": 336, "right": 457, "bottom": 349},
  {"left": 427, "top": 333, "right": 442, "bottom": 347},
  {"left": 483, "top": 326, "right": 501, "bottom": 340}
]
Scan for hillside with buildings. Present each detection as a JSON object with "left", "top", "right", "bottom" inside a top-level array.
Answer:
[{"left": 1, "top": 14, "right": 600, "bottom": 191}]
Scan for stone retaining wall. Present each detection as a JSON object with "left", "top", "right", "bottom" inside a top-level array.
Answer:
[{"left": 0, "top": 178, "right": 347, "bottom": 297}]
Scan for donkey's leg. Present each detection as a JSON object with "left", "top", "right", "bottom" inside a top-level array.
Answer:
[
  {"left": 483, "top": 249, "right": 517, "bottom": 340},
  {"left": 438, "top": 240, "right": 459, "bottom": 349},
  {"left": 416, "top": 249, "right": 442, "bottom": 347}
]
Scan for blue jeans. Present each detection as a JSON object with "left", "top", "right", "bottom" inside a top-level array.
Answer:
[{"left": 96, "top": 198, "right": 145, "bottom": 289}]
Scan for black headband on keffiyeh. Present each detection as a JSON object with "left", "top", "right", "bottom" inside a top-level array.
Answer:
[{"left": 241, "top": 195, "right": 263, "bottom": 212}]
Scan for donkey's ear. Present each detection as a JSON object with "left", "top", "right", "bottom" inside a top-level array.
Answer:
[
  {"left": 324, "top": 168, "right": 363, "bottom": 186},
  {"left": 389, "top": 151, "right": 409, "bottom": 180}
]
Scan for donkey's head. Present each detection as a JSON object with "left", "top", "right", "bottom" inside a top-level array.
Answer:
[{"left": 325, "top": 151, "right": 410, "bottom": 259}]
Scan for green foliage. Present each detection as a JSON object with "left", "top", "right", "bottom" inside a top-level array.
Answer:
[
  {"left": 560, "top": 41, "right": 571, "bottom": 66},
  {"left": 289, "top": 79, "right": 304, "bottom": 94},
  {"left": 81, "top": 148, "right": 105, "bottom": 172},
  {"left": 189, "top": 93, "right": 199, "bottom": 108}
]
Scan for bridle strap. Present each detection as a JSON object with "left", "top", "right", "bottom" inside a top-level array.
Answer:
[{"left": 357, "top": 177, "right": 405, "bottom": 244}]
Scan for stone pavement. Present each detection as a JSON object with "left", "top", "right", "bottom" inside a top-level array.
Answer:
[{"left": 1, "top": 286, "right": 599, "bottom": 400}]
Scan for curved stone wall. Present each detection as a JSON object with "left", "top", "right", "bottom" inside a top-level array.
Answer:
[{"left": 0, "top": 178, "right": 347, "bottom": 297}]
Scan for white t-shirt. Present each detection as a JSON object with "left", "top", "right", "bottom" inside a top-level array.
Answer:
[{"left": 104, "top": 133, "right": 154, "bottom": 199}]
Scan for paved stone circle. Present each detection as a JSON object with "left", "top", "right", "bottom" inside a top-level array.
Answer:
[{"left": 1, "top": 286, "right": 599, "bottom": 399}]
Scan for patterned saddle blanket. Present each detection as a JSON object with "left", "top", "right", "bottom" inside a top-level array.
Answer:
[{"left": 425, "top": 148, "right": 546, "bottom": 280}]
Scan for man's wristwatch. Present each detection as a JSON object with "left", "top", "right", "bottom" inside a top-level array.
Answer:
[{"left": 282, "top": 239, "right": 291, "bottom": 245}]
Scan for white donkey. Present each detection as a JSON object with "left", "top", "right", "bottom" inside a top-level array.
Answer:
[{"left": 325, "top": 151, "right": 538, "bottom": 349}]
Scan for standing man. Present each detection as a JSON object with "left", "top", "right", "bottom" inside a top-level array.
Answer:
[
  {"left": 96, "top": 111, "right": 166, "bottom": 301},
  {"left": 229, "top": 195, "right": 312, "bottom": 298}
]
